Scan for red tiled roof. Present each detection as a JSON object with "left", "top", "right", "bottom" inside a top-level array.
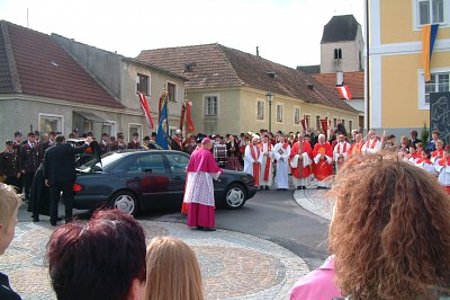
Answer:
[
  {"left": 312, "top": 71, "right": 364, "bottom": 100},
  {"left": 0, "top": 21, "right": 124, "bottom": 109},
  {"left": 137, "top": 43, "right": 357, "bottom": 113}
]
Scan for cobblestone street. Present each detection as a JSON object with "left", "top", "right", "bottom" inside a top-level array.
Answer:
[{"left": 1, "top": 219, "right": 309, "bottom": 300}]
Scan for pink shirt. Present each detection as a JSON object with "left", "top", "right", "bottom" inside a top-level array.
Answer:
[
  {"left": 289, "top": 256, "right": 342, "bottom": 300},
  {"left": 186, "top": 148, "right": 221, "bottom": 173}
]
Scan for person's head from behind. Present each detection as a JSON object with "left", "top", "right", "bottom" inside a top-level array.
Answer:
[
  {"left": 47, "top": 209, "right": 146, "bottom": 300},
  {"left": 329, "top": 154, "right": 450, "bottom": 299},
  {"left": 0, "top": 183, "right": 21, "bottom": 255},
  {"left": 145, "top": 236, "right": 203, "bottom": 300}
]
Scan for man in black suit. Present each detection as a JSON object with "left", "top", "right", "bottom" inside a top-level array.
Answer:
[{"left": 44, "top": 134, "right": 91, "bottom": 226}]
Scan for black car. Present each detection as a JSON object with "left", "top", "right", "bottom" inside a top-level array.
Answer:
[{"left": 73, "top": 150, "right": 257, "bottom": 215}]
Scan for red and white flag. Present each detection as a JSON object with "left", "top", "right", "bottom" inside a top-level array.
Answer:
[
  {"left": 138, "top": 92, "right": 154, "bottom": 129},
  {"left": 336, "top": 86, "right": 352, "bottom": 100}
]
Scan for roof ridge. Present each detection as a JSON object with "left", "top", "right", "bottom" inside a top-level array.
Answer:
[
  {"left": 141, "top": 42, "right": 219, "bottom": 53},
  {"left": 0, "top": 21, "right": 22, "bottom": 93}
]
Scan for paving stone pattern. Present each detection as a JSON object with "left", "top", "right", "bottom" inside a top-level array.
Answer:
[
  {"left": 1, "top": 220, "right": 309, "bottom": 300},
  {"left": 293, "top": 189, "right": 335, "bottom": 220}
]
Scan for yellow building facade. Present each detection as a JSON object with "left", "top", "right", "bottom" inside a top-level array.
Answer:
[{"left": 369, "top": 0, "right": 450, "bottom": 136}]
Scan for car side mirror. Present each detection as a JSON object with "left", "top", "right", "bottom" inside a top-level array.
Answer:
[{"left": 143, "top": 168, "right": 153, "bottom": 173}]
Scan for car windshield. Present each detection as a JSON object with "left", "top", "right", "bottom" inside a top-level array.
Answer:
[{"left": 78, "top": 152, "right": 125, "bottom": 172}]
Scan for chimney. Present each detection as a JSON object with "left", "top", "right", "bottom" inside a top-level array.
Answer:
[
  {"left": 256, "top": 46, "right": 259, "bottom": 57},
  {"left": 336, "top": 71, "right": 344, "bottom": 86}
]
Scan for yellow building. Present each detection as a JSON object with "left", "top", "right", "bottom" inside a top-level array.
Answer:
[
  {"left": 137, "top": 44, "right": 358, "bottom": 136},
  {"left": 368, "top": 0, "right": 450, "bottom": 137}
]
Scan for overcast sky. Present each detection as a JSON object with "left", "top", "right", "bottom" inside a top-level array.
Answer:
[{"left": 0, "top": 0, "right": 365, "bottom": 68}]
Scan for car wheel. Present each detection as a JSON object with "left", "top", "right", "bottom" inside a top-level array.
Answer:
[
  {"left": 223, "top": 183, "right": 246, "bottom": 209},
  {"left": 110, "top": 191, "right": 139, "bottom": 216}
]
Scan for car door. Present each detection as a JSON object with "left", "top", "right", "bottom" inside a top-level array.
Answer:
[
  {"left": 164, "top": 152, "right": 190, "bottom": 203},
  {"left": 123, "top": 153, "right": 170, "bottom": 210}
]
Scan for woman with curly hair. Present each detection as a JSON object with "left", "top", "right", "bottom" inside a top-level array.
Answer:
[{"left": 329, "top": 154, "right": 450, "bottom": 299}]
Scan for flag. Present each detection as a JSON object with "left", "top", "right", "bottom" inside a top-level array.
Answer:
[
  {"left": 320, "top": 119, "right": 328, "bottom": 133},
  {"left": 185, "top": 101, "right": 195, "bottom": 132},
  {"left": 156, "top": 101, "right": 169, "bottom": 149},
  {"left": 179, "top": 103, "right": 186, "bottom": 131},
  {"left": 422, "top": 24, "right": 439, "bottom": 82},
  {"left": 300, "top": 118, "right": 306, "bottom": 131},
  {"left": 336, "top": 86, "right": 352, "bottom": 100},
  {"left": 138, "top": 92, "right": 154, "bottom": 129}
]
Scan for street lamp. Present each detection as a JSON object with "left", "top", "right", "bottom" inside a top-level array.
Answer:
[{"left": 266, "top": 90, "right": 273, "bottom": 133}]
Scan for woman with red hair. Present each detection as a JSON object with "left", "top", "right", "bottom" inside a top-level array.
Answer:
[{"left": 329, "top": 154, "right": 450, "bottom": 299}]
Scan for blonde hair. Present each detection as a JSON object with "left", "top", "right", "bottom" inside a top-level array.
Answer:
[
  {"left": 145, "top": 236, "right": 203, "bottom": 300},
  {"left": 0, "top": 183, "right": 21, "bottom": 229}
]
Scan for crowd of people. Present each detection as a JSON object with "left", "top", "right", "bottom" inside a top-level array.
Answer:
[{"left": 0, "top": 124, "right": 450, "bottom": 299}]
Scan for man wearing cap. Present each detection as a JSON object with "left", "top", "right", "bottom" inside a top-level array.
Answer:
[
  {"left": 20, "top": 132, "right": 40, "bottom": 200},
  {"left": 0, "top": 141, "right": 21, "bottom": 187},
  {"left": 244, "top": 136, "right": 261, "bottom": 187},
  {"left": 183, "top": 137, "right": 222, "bottom": 231},
  {"left": 99, "top": 133, "right": 110, "bottom": 155},
  {"left": 116, "top": 133, "right": 127, "bottom": 150},
  {"left": 273, "top": 134, "right": 291, "bottom": 191},
  {"left": 127, "top": 132, "right": 142, "bottom": 149}
]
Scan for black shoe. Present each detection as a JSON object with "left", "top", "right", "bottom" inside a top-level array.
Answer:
[
  {"left": 265, "top": 186, "right": 270, "bottom": 191},
  {"left": 260, "top": 186, "right": 264, "bottom": 191},
  {"left": 32, "top": 216, "right": 39, "bottom": 222},
  {"left": 203, "top": 227, "right": 216, "bottom": 231},
  {"left": 50, "top": 220, "right": 57, "bottom": 226},
  {"left": 196, "top": 226, "right": 204, "bottom": 230}
]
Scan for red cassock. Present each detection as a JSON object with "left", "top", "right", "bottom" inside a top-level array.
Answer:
[
  {"left": 313, "top": 143, "right": 333, "bottom": 181},
  {"left": 290, "top": 141, "right": 312, "bottom": 178}
]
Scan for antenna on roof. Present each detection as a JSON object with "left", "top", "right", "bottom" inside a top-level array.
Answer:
[{"left": 256, "top": 46, "right": 259, "bottom": 57}]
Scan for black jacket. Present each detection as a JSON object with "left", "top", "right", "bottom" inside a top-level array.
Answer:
[
  {"left": 0, "top": 272, "right": 21, "bottom": 300},
  {"left": 43, "top": 142, "right": 88, "bottom": 185}
]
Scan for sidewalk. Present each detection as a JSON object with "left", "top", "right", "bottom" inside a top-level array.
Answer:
[
  {"left": 293, "top": 188, "right": 335, "bottom": 221},
  {"left": 3, "top": 204, "right": 310, "bottom": 300}
]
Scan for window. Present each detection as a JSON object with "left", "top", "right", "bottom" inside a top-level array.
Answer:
[
  {"left": 127, "top": 154, "right": 165, "bottom": 175},
  {"left": 204, "top": 96, "right": 218, "bottom": 116},
  {"left": 342, "top": 119, "right": 345, "bottom": 127},
  {"left": 333, "top": 118, "right": 337, "bottom": 128},
  {"left": 334, "top": 48, "right": 342, "bottom": 60},
  {"left": 416, "top": 0, "right": 445, "bottom": 26},
  {"left": 39, "top": 114, "right": 63, "bottom": 133},
  {"left": 128, "top": 123, "right": 143, "bottom": 142},
  {"left": 101, "top": 122, "right": 116, "bottom": 136},
  {"left": 349, "top": 120, "right": 353, "bottom": 132},
  {"left": 165, "top": 153, "right": 189, "bottom": 172},
  {"left": 425, "top": 72, "right": 450, "bottom": 104},
  {"left": 294, "top": 108, "right": 300, "bottom": 124},
  {"left": 316, "top": 116, "right": 321, "bottom": 130},
  {"left": 256, "top": 101, "right": 264, "bottom": 120},
  {"left": 136, "top": 74, "right": 149, "bottom": 95},
  {"left": 167, "top": 82, "right": 176, "bottom": 102},
  {"left": 276, "top": 104, "right": 283, "bottom": 123}
]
